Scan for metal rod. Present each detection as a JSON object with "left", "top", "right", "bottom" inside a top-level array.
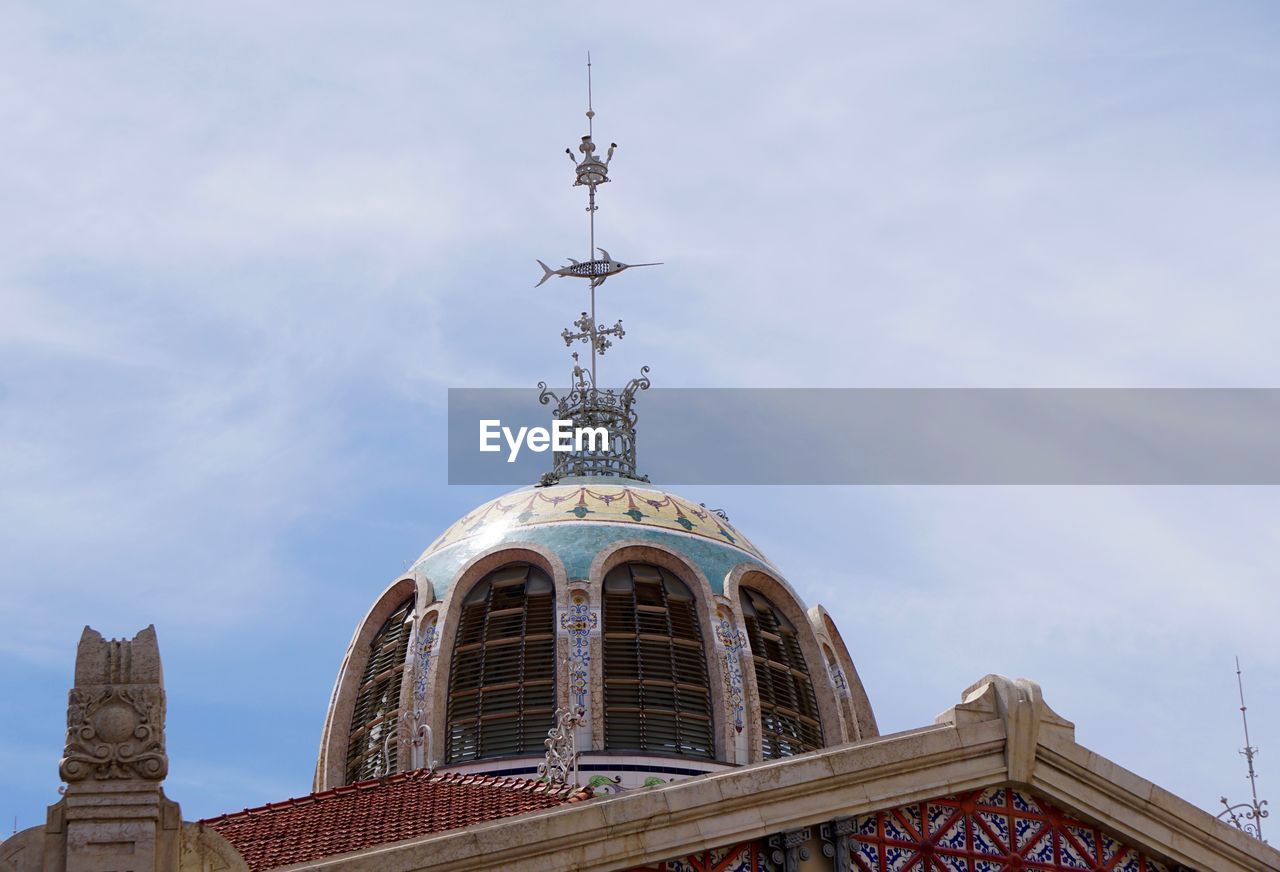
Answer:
[
  {"left": 587, "top": 53, "right": 598, "bottom": 386},
  {"left": 1237, "top": 657, "right": 1264, "bottom": 838},
  {"left": 1219, "top": 656, "right": 1269, "bottom": 841}
]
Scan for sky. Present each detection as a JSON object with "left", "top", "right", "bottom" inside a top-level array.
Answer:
[{"left": 2, "top": 0, "right": 1279, "bottom": 830}]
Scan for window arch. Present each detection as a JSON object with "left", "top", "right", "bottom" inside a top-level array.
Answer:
[
  {"left": 739, "top": 587, "right": 823, "bottom": 758},
  {"left": 446, "top": 562, "right": 556, "bottom": 762},
  {"left": 345, "top": 595, "right": 414, "bottom": 783},
  {"left": 602, "top": 562, "right": 713, "bottom": 758}
]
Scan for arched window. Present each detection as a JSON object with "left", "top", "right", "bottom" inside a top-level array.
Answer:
[
  {"left": 602, "top": 562, "right": 713, "bottom": 758},
  {"left": 446, "top": 563, "right": 555, "bottom": 762},
  {"left": 345, "top": 595, "right": 414, "bottom": 783},
  {"left": 739, "top": 587, "right": 823, "bottom": 758}
]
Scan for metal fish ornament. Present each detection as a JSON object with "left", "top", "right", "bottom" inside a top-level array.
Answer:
[{"left": 535, "top": 248, "right": 662, "bottom": 287}]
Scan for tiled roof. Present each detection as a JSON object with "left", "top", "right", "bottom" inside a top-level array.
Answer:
[{"left": 200, "top": 769, "right": 593, "bottom": 871}]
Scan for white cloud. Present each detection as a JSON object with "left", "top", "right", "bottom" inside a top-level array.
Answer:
[{"left": 1, "top": 0, "right": 1277, "bottom": 824}]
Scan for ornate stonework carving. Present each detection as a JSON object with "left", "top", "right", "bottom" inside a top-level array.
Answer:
[
  {"left": 60, "top": 686, "right": 167, "bottom": 782},
  {"left": 58, "top": 625, "right": 169, "bottom": 784}
]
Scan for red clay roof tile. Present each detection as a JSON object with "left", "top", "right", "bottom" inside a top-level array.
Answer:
[{"left": 200, "top": 769, "right": 592, "bottom": 871}]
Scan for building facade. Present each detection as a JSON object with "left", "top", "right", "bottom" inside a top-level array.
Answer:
[{"left": 3, "top": 80, "right": 1277, "bottom": 872}]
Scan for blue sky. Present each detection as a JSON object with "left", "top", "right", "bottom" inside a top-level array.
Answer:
[{"left": 2, "top": 1, "right": 1278, "bottom": 827}]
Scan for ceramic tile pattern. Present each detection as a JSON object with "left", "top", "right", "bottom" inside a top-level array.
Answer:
[
  {"left": 848, "top": 786, "right": 1172, "bottom": 872},
  {"left": 411, "top": 482, "right": 773, "bottom": 597}
]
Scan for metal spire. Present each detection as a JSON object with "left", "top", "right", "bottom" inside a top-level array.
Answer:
[
  {"left": 537, "top": 53, "right": 660, "bottom": 383},
  {"left": 535, "top": 56, "right": 657, "bottom": 483},
  {"left": 1218, "top": 657, "right": 1269, "bottom": 841}
]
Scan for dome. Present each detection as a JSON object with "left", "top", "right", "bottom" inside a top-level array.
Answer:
[
  {"left": 410, "top": 479, "right": 774, "bottom": 600},
  {"left": 314, "top": 479, "right": 878, "bottom": 795}
]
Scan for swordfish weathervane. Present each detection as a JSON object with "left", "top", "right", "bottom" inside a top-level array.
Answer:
[
  {"left": 535, "top": 53, "right": 662, "bottom": 386},
  {"left": 534, "top": 56, "right": 656, "bottom": 484},
  {"left": 535, "top": 248, "right": 662, "bottom": 288}
]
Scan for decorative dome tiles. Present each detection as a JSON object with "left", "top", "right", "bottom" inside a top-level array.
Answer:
[{"left": 415, "top": 481, "right": 769, "bottom": 566}]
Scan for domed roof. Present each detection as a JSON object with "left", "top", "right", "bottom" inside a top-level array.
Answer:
[{"left": 409, "top": 478, "right": 773, "bottom": 597}]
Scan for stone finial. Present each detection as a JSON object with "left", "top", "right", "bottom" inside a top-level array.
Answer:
[
  {"left": 936, "top": 674, "right": 1074, "bottom": 784},
  {"left": 59, "top": 625, "right": 168, "bottom": 784}
]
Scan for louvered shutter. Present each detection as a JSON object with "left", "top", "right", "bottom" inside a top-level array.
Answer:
[
  {"left": 603, "top": 563, "right": 713, "bottom": 758},
  {"left": 446, "top": 563, "right": 556, "bottom": 762},
  {"left": 739, "top": 588, "right": 823, "bottom": 758},
  {"left": 344, "top": 596, "right": 415, "bottom": 783}
]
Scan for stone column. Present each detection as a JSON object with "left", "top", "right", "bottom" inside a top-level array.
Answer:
[{"left": 48, "top": 625, "right": 181, "bottom": 872}]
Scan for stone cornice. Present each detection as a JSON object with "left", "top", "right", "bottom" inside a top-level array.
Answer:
[
  {"left": 281, "top": 676, "right": 1280, "bottom": 872},
  {"left": 1033, "top": 730, "right": 1272, "bottom": 871},
  {"left": 280, "top": 720, "right": 1006, "bottom": 871}
]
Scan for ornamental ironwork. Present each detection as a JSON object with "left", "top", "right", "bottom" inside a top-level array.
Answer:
[
  {"left": 534, "top": 55, "right": 658, "bottom": 485},
  {"left": 539, "top": 705, "right": 586, "bottom": 785},
  {"left": 1218, "top": 657, "right": 1269, "bottom": 841},
  {"left": 538, "top": 357, "right": 650, "bottom": 481}
]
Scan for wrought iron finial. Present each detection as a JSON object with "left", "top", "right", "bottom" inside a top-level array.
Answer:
[
  {"left": 532, "top": 56, "right": 658, "bottom": 483},
  {"left": 1218, "top": 657, "right": 1268, "bottom": 841},
  {"left": 700, "top": 503, "right": 731, "bottom": 522},
  {"left": 539, "top": 705, "right": 586, "bottom": 785}
]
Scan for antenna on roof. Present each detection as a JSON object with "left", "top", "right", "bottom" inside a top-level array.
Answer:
[{"left": 1218, "top": 657, "right": 1269, "bottom": 841}]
